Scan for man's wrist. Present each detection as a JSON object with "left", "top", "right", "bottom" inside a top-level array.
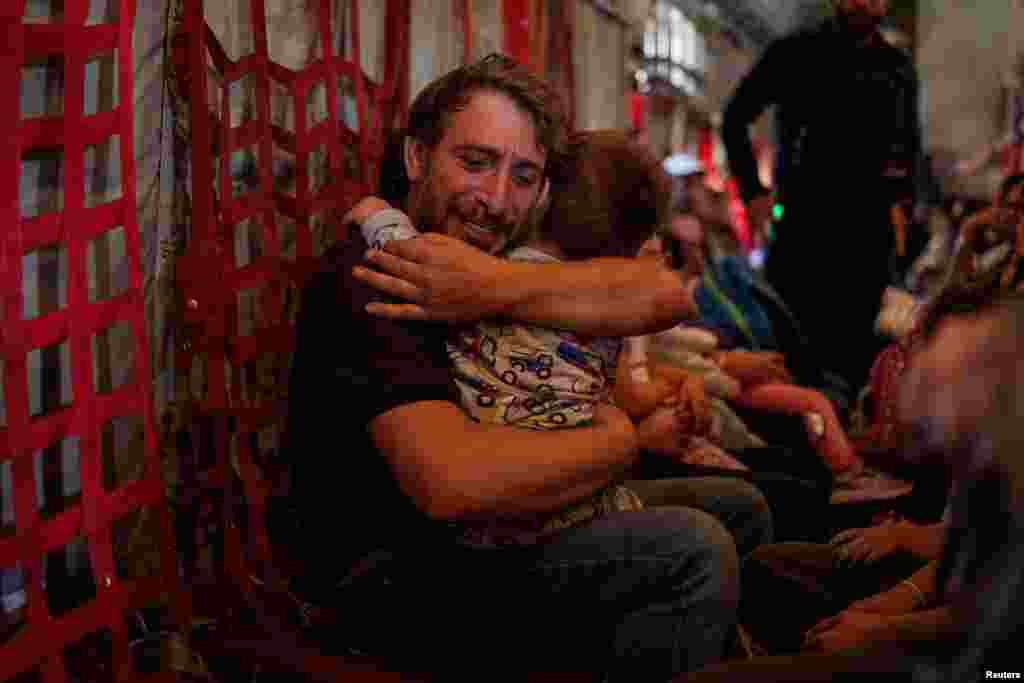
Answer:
[{"left": 497, "top": 259, "right": 545, "bottom": 316}]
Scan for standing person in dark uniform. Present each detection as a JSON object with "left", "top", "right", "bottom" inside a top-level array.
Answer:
[{"left": 723, "top": 0, "right": 922, "bottom": 396}]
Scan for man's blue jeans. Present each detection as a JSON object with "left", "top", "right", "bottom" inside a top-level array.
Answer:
[{"left": 342, "top": 505, "right": 742, "bottom": 682}]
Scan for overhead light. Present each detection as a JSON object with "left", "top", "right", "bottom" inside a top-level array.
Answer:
[{"left": 663, "top": 153, "right": 704, "bottom": 177}]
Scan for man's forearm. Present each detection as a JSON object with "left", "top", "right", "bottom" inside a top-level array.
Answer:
[
  {"left": 500, "top": 257, "right": 697, "bottom": 337},
  {"left": 371, "top": 401, "right": 637, "bottom": 521}
]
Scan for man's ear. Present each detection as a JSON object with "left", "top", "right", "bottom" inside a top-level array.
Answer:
[{"left": 404, "top": 136, "right": 428, "bottom": 182}]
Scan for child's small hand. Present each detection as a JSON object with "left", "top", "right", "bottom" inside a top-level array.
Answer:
[
  {"left": 342, "top": 196, "right": 393, "bottom": 226},
  {"left": 635, "top": 405, "right": 686, "bottom": 453},
  {"left": 676, "top": 375, "right": 711, "bottom": 437}
]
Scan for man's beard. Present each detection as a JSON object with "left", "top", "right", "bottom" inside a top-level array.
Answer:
[{"left": 406, "top": 163, "right": 524, "bottom": 253}]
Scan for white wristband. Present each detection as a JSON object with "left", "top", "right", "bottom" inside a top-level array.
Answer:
[{"left": 361, "top": 208, "right": 419, "bottom": 248}]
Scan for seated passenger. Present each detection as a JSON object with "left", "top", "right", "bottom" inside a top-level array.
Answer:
[
  {"left": 281, "top": 55, "right": 770, "bottom": 681},
  {"left": 680, "top": 290, "right": 1024, "bottom": 682},
  {"left": 623, "top": 217, "right": 913, "bottom": 505},
  {"left": 349, "top": 129, "right": 684, "bottom": 545}
]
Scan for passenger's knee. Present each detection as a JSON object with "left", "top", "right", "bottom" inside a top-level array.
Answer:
[
  {"left": 683, "top": 508, "right": 741, "bottom": 609},
  {"left": 733, "top": 479, "right": 775, "bottom": 550}
]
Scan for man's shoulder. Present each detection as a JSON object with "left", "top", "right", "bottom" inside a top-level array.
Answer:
[
  {"left": 314, "top": 230, "right": 369, "bottom": 282},
  {"left": 301, "top": 231, "right": 374, "bottom": 307}
]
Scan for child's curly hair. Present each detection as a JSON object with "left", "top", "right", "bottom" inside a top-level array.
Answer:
[{"left": 537, "top": 130, "right": 672, "bottom": 260}]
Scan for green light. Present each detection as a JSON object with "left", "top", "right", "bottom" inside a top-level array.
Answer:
[{"left": 772, "top": 203, "right": 784, "bottom": 221}]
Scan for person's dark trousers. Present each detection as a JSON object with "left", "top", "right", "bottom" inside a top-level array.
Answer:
[
  {"left": 625, "top": 476, "right": 774, "bottom": 559},
  {"left": 674, "top": 650, "right": 917, "bottom": 682},
  {"left": 708, "top": 408, "right": 835, "bottom": 544},
  {"left": 766, "top": 197, "right": 895, "bottom": 394},
  {"left": 631, "top": 449, "right": 831, "bottom": 544},
  {"left": 329, "top": 508, "right": 741, "bottom": 682},
  {"left": 739, "top": 542, "right": 927, "bottom": 655}
]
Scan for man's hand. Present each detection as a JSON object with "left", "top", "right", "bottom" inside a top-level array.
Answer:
[
  {"left": 747, "top": 193, "right": 774, "bottom": 245},
  {"left": 716, "top": 350, "right": 793, "bottom": 387},
  {"left": 352, "top": 233, "right": 518, "bottom": 322},
  {"left": 803, "top": 611, "right": 889, "bottom": 653}
]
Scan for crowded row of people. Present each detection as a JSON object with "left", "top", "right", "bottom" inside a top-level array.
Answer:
[{"left": 272, "top": 3, "right": 1024, "bottom": 680}]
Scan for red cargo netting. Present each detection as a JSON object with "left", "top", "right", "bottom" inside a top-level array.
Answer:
[
  {"left": 173, "top": 0, "right": 409, "bottom": 612},
  {"left": 0, "top": 1, "right": 181, "bottom": 681}
]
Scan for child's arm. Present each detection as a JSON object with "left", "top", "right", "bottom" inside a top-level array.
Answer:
[{"left": 713, "top": 349, "right": 794, "bottom": 388}]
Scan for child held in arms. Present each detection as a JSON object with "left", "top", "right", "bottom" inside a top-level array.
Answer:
[{"left": 344, "top": 130, "right": 724, "bottom": 544}]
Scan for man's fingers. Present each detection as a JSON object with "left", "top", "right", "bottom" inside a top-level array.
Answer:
[
  {"left": 352, "top": 264, "right": 424, "bottom": 303},
  {"left": 379, "top": 231, "right": 454, "bottom": 263},
  {"left": 364, "top": 301, "right": 430, "bottom": 320},
  {"left": 363, "top": 247, "right": 429, "bottom": 284}
]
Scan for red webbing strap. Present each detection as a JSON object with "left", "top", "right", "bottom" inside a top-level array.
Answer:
[
  {"left": 364, "top": 0, "right": 409, "bottom": 193},
  {"left": 0, "top": 1, "right": 180, "bottom": 681},
  {"left": 503, "top": 0, "right": 531, "bottom": 68},
  {"left": 350, "top": 0, "right": 371, "bottom": 191},
  {"left": 316, "top": 0, "right": 343, "bottom": 199},
  {"left": 385, "top": 0, "right": 410, "bottom": 132},
  {"left": 176, "top": 0, "right": 407, "bottom": 610},
  {"left": 558, "top": 0, "right": 576, "bottom": 125},
  {"left": 456, "top": 0, "right": 474, "bottom": 65}
]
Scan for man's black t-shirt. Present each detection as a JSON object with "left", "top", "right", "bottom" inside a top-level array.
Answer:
[{"left": 278, "top": 232, "right": 456, "bottom": 598}]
